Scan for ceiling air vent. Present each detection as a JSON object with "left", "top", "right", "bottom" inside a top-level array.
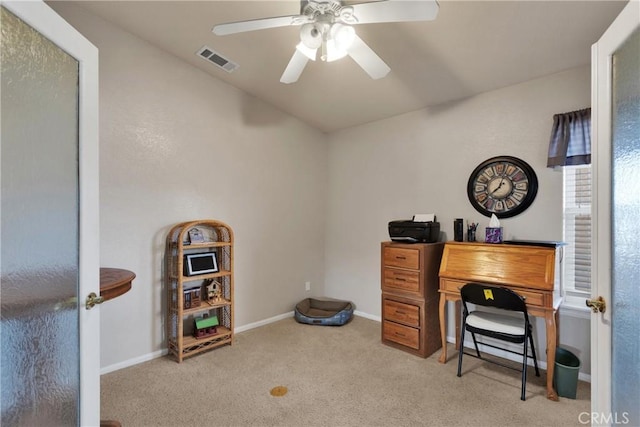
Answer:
[{"left": 196, "top": 46, "right": 238, "bottom": 73}]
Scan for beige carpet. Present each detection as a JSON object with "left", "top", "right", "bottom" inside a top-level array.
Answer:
[{"left": 101, "top": 316, "right": 590, "bottom": 426}]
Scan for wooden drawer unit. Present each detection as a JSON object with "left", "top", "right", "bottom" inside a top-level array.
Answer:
[
  {"left": 383, "top": 246, "right": 420, "bottom": 269},
  {"left": 380, "top": 241, "right": 444, "bottom": 358},
  {"left": 383, "top": 299, "right": 420, "bottom": 327},
  {"left": 383, "top": 320, "right": 420, "bottom": 350},
  {"left": 383, "top": 269, "right": 420, "bottom": 294}
]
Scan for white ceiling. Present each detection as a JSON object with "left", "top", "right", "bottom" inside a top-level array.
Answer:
[{"left": 61, "top": 0, "right": 626, "bottom": 132}]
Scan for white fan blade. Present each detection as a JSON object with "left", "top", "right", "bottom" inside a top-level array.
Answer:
[
  {"left": 347, "top": 35, "right": 390, "bottom": 80},
  {"left": 213, "top": 15, "right": 304, "bottom": 36},
  {"left": 280, "top": 50, "right": 310, "bottom": 84},
  {"left": 351, "top": 0, "right": 439, "bottom": 24}
]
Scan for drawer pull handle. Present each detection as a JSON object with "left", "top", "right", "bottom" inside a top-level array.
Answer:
[
  {"left": 395, "top": 310, "right": 406, "bottom": 315},
  {"left": 395, "top": 277, "right": 406, "bottom": 282},
  {"left": 395, "top": 332, "right": 406, "bottom": 337},
  {"left": 396, "top": 256, "right": 406, "bottom": 260}
]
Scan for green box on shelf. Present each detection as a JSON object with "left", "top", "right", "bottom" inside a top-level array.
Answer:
[
  {"left": 195, "top": 314, "right": 219, "bottom": 329},
  {"left": 194, "top": 314, "right": 219, "bottom": 339}
]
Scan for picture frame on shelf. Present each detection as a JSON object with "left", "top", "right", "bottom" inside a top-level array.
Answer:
[
  {"left": 188, "top": 227, "right": 205, "bottom": 244},
  {"left": 184, "top": 252, "right": 219, "bottom": 276}
]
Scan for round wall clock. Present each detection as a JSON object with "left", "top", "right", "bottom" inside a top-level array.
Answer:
[{"left": 467, "top": 156, "right": 538, "bottom": 219}]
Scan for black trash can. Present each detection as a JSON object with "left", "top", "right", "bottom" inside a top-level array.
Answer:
[{"left": 553, "top": 347, "right": 581, "bottom": 399}]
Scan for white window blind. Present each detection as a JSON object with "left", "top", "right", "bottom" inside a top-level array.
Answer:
[{"left": 563, "top": 165, "right": 592, "bottom": 296}]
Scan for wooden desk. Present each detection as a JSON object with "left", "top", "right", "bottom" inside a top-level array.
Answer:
[{"left": 437, "top": 241, "right": 563, "bottom": 401}]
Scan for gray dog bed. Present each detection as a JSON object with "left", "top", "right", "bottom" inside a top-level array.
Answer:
[{"left": 294, "top": 298, "right": 354, "bottom": 326}]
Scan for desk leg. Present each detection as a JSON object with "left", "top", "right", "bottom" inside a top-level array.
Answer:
[
  {"left": 438, "top": 293, "right": 447, "bottom": 364},
  {"left": 454, "top": 300, "right": 461, "bottom": 351},
  {"left": 545, "top": 311, "right": 560, "bottom": 401},
  {"left": 555, "top": 309, "right": 560, "bottom": 346}
]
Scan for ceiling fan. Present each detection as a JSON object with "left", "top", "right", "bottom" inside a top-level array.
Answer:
[{"left": 212, "top": 0, "right": 439, "bottom": 84}]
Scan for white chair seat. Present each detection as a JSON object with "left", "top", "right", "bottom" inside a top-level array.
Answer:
[{"left": 466, "top": 310, "right": 525, "bottom": 336}]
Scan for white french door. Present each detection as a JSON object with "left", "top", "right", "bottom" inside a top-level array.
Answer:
[
  {"left": 0, "top": 0, "right": 100, "bottom": 425},
  {"left": 591, "top": 1, "right": 639, "bottom": 425}
]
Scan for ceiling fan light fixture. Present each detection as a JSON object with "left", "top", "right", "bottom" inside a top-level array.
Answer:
[
  {"left": 296, "top": 42, "right": 317, "bottom": 61},
  {"left": 300, "top": 23, "right": 322, "bottom": 49},
  {"left": 330, "top": 23, "right": 355, "bottom": 51},
  {"left": 338, "top": 6, "right": 356, "bottom": 24},
  {"left": 321, "top": 23, "right": 354, "bottom": 62},
  {"left": 324, "top": 38, "right": 349, "bottom": 62},
  {"left": 213, "top": 0, "right": 440, "bottom": 83}
]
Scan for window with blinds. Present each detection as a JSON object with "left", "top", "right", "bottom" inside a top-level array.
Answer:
[{"left": 563, "top": 165, "right": 592, "bottom": 294}]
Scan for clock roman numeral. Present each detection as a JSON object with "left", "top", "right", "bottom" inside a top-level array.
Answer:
[
  {"left": 512, "top": 171, "right": 527, "bottom": 181},
  {"left": 515, "top": 182, "right": 528, "bottom": 191},
  {"left": 511, "top": 191, "right": 526, "bottom": 202}
]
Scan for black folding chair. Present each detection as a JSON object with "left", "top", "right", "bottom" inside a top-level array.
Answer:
[{"left": 457, "top": 283, "right": 540, "bottom": 400}]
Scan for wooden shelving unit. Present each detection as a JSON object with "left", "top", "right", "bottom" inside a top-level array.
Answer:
[{"left": 165, "top": 220, "right": 234, "bottom": 362}]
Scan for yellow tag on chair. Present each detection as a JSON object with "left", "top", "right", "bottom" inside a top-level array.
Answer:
[{"left": 483, "top": 289, "right": 494, "bottom": 300}]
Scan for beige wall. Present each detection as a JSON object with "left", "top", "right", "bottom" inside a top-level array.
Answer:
[
  {"left": 52, "top": 3, "right": 591, "bottom": 374},
  {"left": 325, "top": 66, "right": 592, "bottom": 371},
  {"left": 51, "top": 3, "right": 328, "bottom": 369}
]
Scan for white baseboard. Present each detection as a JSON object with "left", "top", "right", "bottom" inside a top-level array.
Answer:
[
  {"left": 101, "top": 311, "right": 382, "bottom": 375},
  {"left": 357, "top": 315, "right": 592, "bottom": 383},
  {"left": 354, "top": 310, "right": 380, "bottom": 322},
  {"left": 447, "top": 335, "right": 591, "bottom": 383},
  {"left": 234, "top": 311, "right": 294, "bottom": 333},
  {"left": 360, "top": 313, "right": 593, "bottom": 383},
  {"left": 101, "top": 311, "right": 297, "bottom": 374},
  {"left": 101, "top": 349, "right": 167, "bottom": 375}
]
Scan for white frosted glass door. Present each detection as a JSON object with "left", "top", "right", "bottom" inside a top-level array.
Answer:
[
  {"left": 1, "top": 5, "right": 81, "bottom": 425},
  {"left": 611, "top": 26, "right": 640, "bottom": 427},
  {"left": 592, "top": 1, "right": 640, "bottom": 424}
]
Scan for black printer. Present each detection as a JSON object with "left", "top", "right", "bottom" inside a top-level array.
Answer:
[{"left": 388, "top": 219, "right": 440, "bottom": 243}]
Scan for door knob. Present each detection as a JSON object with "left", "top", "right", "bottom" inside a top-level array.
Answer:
[
  {"left": 586, "top": 296, "right": 606, "bottom": 313},
  {"left": 85, "top": 292, "right": 104, "bottom": 310}
]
